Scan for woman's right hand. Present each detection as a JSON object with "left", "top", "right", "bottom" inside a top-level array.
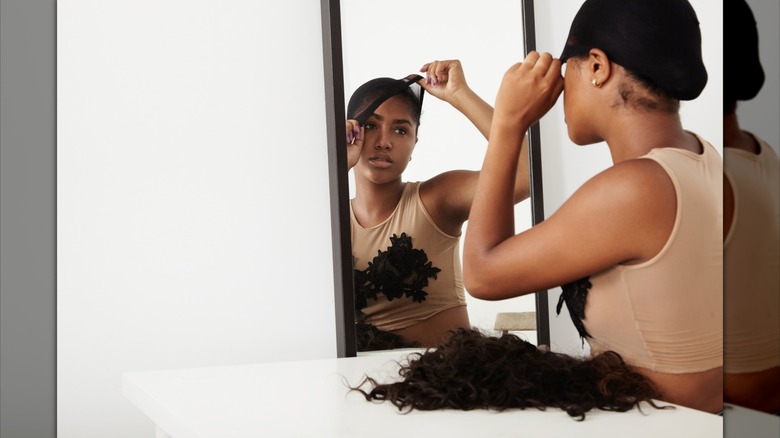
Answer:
[
  {"left": 419, "top": 59, "right": 494, "bottom": 139},
  {"left": 419, "top": 59, "right": 470, "bottom": 106},
  {"left": 346, "top": 119, "right": 363, "bottom": 170},
  {"left": 493, "top": 51, "right": 564, "bottom": 131}
]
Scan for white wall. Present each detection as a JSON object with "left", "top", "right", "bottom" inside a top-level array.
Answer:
[
  {"left": 55, "top": 1, "right": 734, "bottom": 434},
  {"left": 57, "top": 1, "right": 336, "bottom": 437},
  {"left": 738, "top": 0, "right": 780, "bottom": 154},
  {"left": 341, "top": 0, "right": 537, "bottom": 338},
  {"left": 534, "top": 0, "right": 724, "bottom": 356}
]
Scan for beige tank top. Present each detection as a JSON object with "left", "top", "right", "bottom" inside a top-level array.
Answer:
[
  {"left": 584, "top": 135, "right": 723, "bottom": 374},
  {"left": 724, "top": 135, "right": 780, "bottom": 373},
  {"left": 351, "top": 182, "right": 466, "bottom": 332}
]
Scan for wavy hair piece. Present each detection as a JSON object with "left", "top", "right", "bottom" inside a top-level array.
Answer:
[{"left": 350, "top": 328, "right": 671, "bottom": 420}]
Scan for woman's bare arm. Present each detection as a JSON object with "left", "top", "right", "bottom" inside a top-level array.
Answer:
[
  {"left": 418, "top": 60, "right": 531, "bottom": 232},
  {"left": 462, "top": 52, "right": 676, "bottom": 299}
]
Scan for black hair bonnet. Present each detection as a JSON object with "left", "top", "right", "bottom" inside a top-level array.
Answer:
[
  {"left": 347, "top": 75, "right": 424, "bottom": 125},
  {"left": 724, "top": 0, "right": 764, "bottom": 103},
  {"left": 559, "top": 0, "right": 708, "bottom": 101}
]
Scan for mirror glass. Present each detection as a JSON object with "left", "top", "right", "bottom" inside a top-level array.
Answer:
[{"left": 340, "top": 0, "right": 539, "bottom": 351}]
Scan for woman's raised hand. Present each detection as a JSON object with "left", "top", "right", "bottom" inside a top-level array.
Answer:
[
  {"left": 494, "top": 51, "right": 564, "bottom": 130},
  {"left": 419, "top": 59, "right": 470, "bottom": 105},
  {"left": 346, "top": 119, "right": 363, "bottom": 170}
]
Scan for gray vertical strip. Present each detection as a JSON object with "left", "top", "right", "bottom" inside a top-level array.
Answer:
[
  {"left": 521, "top": 0, "right": 551, "bottom": 347},
  {"left": 320, "top": 0, "right": 357, "bottom": 357},
  {"left": 0, "top": 0, "right": 57, "bottom": 436}
]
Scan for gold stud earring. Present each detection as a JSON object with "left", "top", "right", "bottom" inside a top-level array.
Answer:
[{"left": 592, "top": 79, "right": 602, "bottom": 88}]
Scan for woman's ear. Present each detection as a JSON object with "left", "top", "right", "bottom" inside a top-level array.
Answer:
[{"left": 588, "top": 48, "right": 612, "bottom": 87}]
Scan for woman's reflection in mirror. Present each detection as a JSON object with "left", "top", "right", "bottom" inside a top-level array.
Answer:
[
  {"left": 346, "top": 60, "right": 531, "bottom": 351},
  {"left": 722, "top": 0, "right": 780, "bottom": 415}
]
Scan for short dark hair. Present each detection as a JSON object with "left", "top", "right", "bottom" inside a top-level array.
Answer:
[
  {"left": 724, "top": 0, "right": 764, "bottom": 113},
  {"left": 347, "top": 76, "right": 423, "bottom": 128},
  {"left": 560, "top": 0, "right": 707, "bottom": 101}
]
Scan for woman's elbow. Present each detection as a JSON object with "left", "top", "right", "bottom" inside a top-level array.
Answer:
[
  {"left": 513, "top": 190, "right": 530, "bottom": 205},
  {"left": 463, "top": 266, "right": 503, "bottom": 301}
]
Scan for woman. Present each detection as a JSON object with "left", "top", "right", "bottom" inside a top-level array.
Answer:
[
  {"left": 722, "top": 0, "right": 780, "bottom": 414},
  {"left": 346, "top": 60, "right": 529, "bottom": 350},
  {"left": 460, "top": 0, "right": 722, "bottom": 413}
]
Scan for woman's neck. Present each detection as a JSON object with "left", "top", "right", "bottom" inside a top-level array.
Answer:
[
  {"left": 604, "top": 111, "right": 698, "bottom": 164},
  {"left": 352, "top": 178, "right": 406, "bottom": 225},
  {"left": 724, "top": 113, "right": 759, "bottom": 154}
]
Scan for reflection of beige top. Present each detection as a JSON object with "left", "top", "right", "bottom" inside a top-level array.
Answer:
[
  {"left": 584, "top": 137, "right": 723, "bottom": 374},
  {"left": 351, "top": 182, "right": 466, "bottom": 332},
  {"left": 724, "top": 136, "right": 780, "bottom": 373}
]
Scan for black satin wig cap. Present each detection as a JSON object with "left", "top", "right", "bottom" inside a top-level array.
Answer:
[
  {"left": 559, "top": 0, "right": 708, "bottom": 101},
  {"left": 724, "top": 0, "right": 764, "bottom": 103},
  {"left": 347, "top": 74, "right": 424, "bottom": 125}
]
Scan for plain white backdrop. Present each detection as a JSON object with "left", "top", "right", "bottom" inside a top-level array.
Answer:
[
  {"left": 57, "top": 1, "right": 729, "bottom": 436},
  {"left": 57, "top": 1, "right": 335, "bottom": 436}
]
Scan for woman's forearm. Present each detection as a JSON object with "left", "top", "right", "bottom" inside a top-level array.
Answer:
[
  {"left": 450, "top": 87, "right": 494, "bottom": 140},
  {"left": 465, "top": 118, "right": 528, "bottom": 261}
]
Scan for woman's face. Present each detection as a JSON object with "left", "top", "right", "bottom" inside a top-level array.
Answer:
[{"left": 354, "top": 95, "right": 418, "bottom": 184}]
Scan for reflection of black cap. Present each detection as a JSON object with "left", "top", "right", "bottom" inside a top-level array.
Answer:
[
  {"left": 725, "top": 0, "right": 764, "bottom": 102},
  {"left": 559, "top": 0, "right": 707, "bottom": 101},
  {"left": 347, "top": 74, "right": 424, "bottom": 125}
]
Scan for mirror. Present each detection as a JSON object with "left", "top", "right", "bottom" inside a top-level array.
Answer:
[{"left": 321, "top": 0, "right": 549, "bottom": 356}]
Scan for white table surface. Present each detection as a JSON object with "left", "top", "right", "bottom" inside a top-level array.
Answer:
[
  {"left": 723, "top": 403, "right": 780, "bottom": 438},
  {"left": 123, "top": 349, "right": 724, "bottom": 438}
]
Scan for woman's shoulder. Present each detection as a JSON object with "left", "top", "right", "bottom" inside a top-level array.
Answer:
[
  {"left": 586, "top": 159, "right": 671, "bottom": 193},
  {"left": 419, "top": 170, "right": 480, "bottom": 203},
  {"left": 417, "top": 171, "right": 480, "bottom": 235},
  {"left": 565, "top": 159, "right": 674, "bottom": 218}
]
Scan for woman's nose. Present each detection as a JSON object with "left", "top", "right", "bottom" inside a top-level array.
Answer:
[{"left": 374, "top": 130, "right": 392, "bottom": 150}]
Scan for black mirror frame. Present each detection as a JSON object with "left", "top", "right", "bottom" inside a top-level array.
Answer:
[
  {"left": 320, "top": 0, "right": 357, "bottom": 358},
  {"left": 321, "top": 0, "right": 550, "bottom": 357},
  {"left": 521, "top": 0, "right": 551, "bottom": 348}
]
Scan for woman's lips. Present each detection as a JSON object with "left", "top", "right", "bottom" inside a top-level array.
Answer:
[{"left": 369, "top": 155, "right": 393, "bottom": 168}]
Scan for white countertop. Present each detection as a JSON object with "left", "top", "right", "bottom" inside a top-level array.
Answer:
[{"left": 123, "top": 350, "right": 724, "bottom": 438}]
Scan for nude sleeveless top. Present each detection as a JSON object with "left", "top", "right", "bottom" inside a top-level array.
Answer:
[
  {"left": 584, "top": 136, "right": 723, "bottom": 373},
  {"left": 351, "top": 182, "right": 466, "bottom": 332},
  {"left": 724, "top": 136, "right": 780, "bottom": 373}
]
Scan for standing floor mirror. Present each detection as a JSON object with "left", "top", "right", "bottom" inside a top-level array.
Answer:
[{"left": 321, "top": 0, "right": 549, "bottom": 357}]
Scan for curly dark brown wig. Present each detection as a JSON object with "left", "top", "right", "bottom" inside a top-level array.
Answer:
[
  {"left": 356, "top": 321, "right": 420, "bottom": 352},
  {"left": 350, "top": 328, "right": 671, "bottom": 420}
]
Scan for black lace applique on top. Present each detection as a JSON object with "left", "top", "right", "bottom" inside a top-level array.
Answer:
[
  {"left": 556, "top": 276, "right": 593, "bottom": 345},
  {"left": 353, "top": 232, "right": 441, "bottom": 316}
]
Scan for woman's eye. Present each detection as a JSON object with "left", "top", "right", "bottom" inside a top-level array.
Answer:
[
  {"left": 363, "top": 123, "right": 376, "bottom": 130},
  {"left": 395, "top": 128, "right": 407, "bottom": 135}
]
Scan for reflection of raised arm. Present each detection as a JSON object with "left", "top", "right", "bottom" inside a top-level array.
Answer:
[
  {"left": 417, "top": 60, "right": 530, "bottom": 236},
  {"left": 421, "top": 60, "right": 529, "bottom": 201},
  {"left": 420, "top": 60, "right": 493, "bottom": 139}
]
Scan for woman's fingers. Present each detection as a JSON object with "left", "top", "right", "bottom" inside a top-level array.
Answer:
[
  {"left": 345, "top": 119, "right": 364, "bottom": 170},
  {"left": 494, "top": 52, "right": 563, "bottom": 128},
  {"left": 423, "top": 60, "right": 445, "bottom": 86},
  {"left": 346, "top": 119, "right": 362, "bottom": 144},
  {"left": 420, "top": 59, "right": 461, "bottom": 86}
]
